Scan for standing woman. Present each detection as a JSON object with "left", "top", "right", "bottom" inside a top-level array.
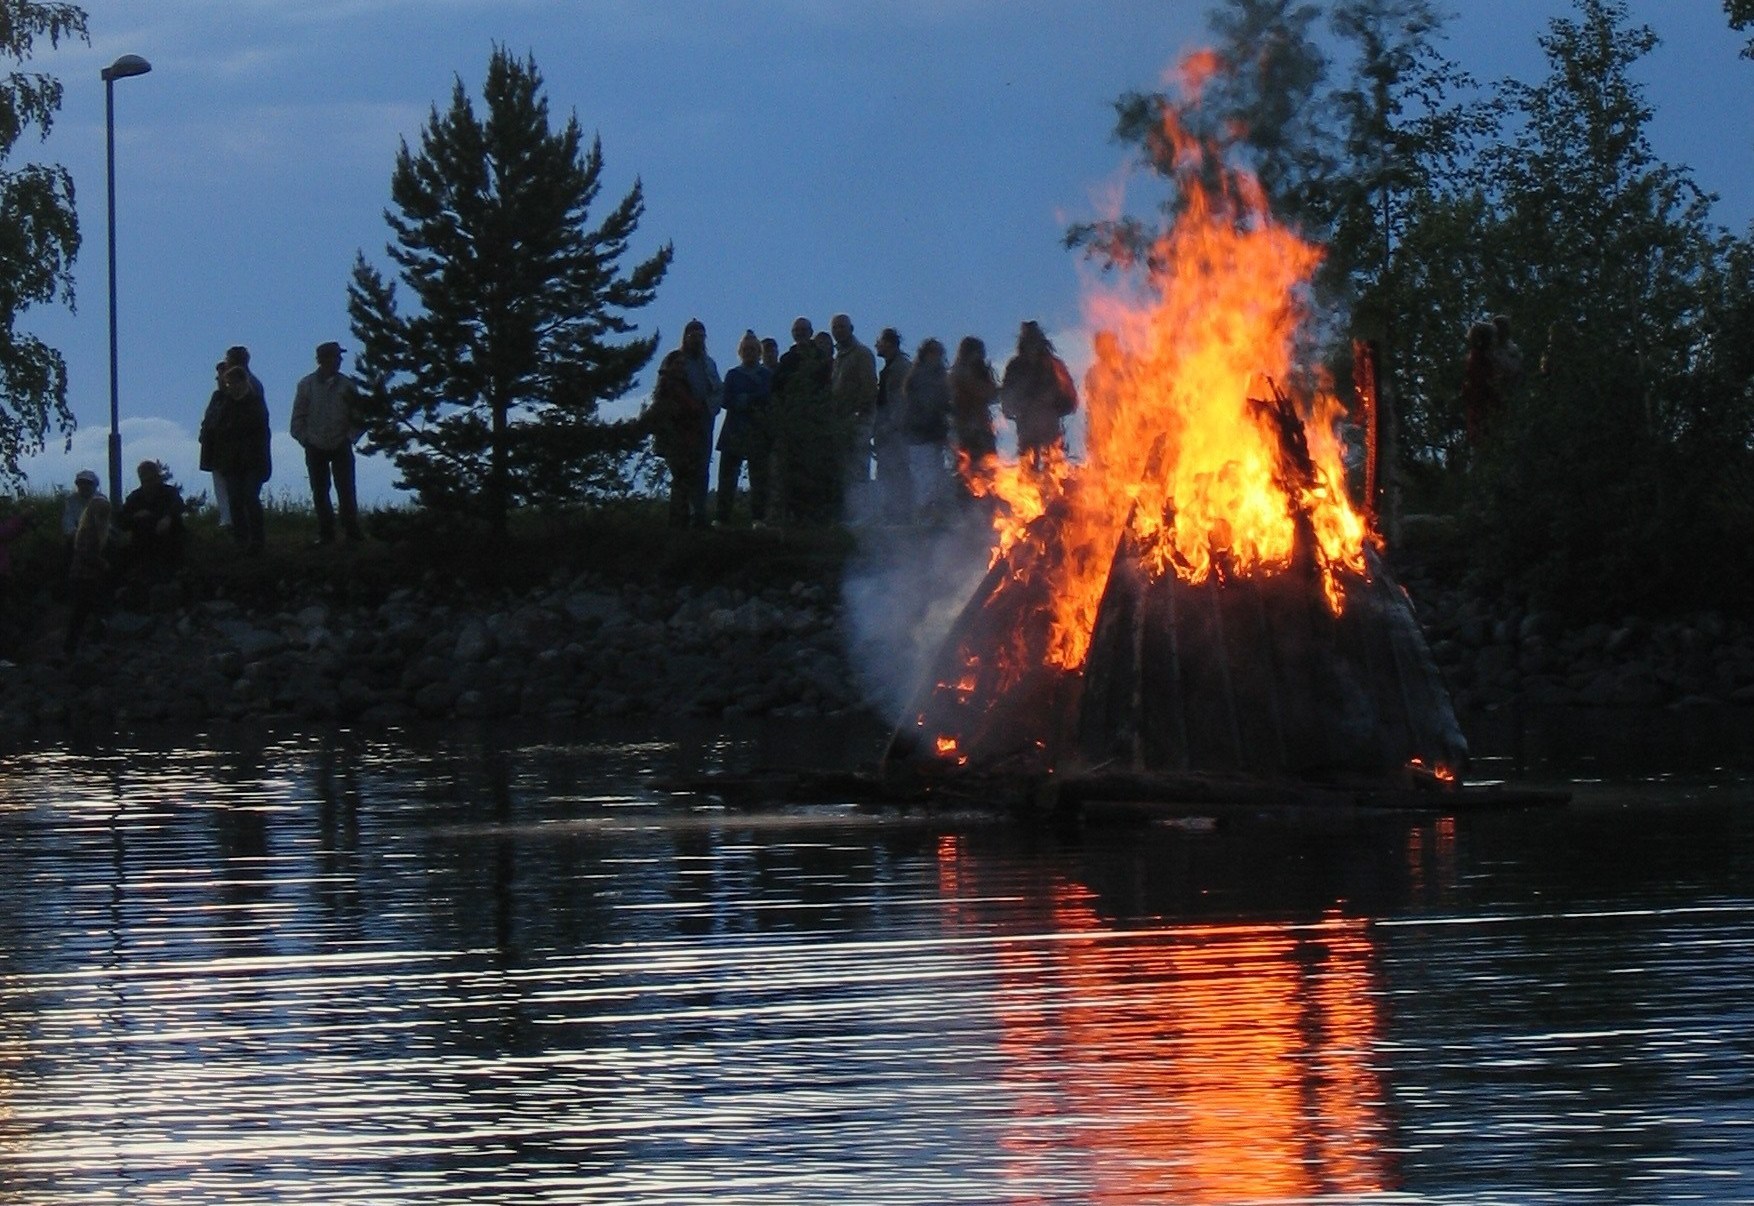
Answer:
[
  {"left": 716, "top": 330, "right": 774, "bottom": 524},
  {"left": 948, "top": 335, "right": 998, "bottom": 495},
  {"left": 211, "top": 364, "right": 273, "bottom": 552}
]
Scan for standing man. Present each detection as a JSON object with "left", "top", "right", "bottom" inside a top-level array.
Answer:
[
  {"left": 873, "top": 327, "right": 914, "bottom": 524},
  {"left": 829, "top": 313, "right": 878, "bottom": 523},
  {"left": 679, "top": 319, "right": 723, "bottom": 527},
  {"left": 290, "top": 340, "right": 364, "bottom": 545}
]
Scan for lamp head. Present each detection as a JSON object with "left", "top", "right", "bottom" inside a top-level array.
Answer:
[{"left": 101, "top": 54, "right": 152, "bottom": 82}]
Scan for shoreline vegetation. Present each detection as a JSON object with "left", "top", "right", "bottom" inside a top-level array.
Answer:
[{"left": 1, "top": 493, "right": 1750, "bottom": 756}]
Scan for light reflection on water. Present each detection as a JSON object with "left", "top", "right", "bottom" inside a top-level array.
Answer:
[{"left": 0, "top": 720, "right": 1750, "bottom": 1204}]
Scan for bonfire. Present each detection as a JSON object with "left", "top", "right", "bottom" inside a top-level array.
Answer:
[{"left": 884, "top": 98, "right": 1467, "bottom": 793}]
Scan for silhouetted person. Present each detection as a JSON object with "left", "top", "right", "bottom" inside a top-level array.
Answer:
[
  {"left": 949, "top": 335, "right": 999, "bottom": 468},
  {"left": 773, "top": 318, "right": 835, "bottom": 523},
  {"left": 646, "top": 349, "right": 709, "bottom": 528},
  {"left": 679, "top": 319, "right": 723, "bottom": 527},
  {"left": 198, "top": 360, "right": 232, "bottom": 529},
  {"left": 1000, "top": 320, "right": 1077, "bottom": 468},
  {"left": 290, "top": 340, "right": 364, "bottom": 545},
  {"left": 873, "top": 327, "right": 913, "bottom": 524},
  {"left": 209, "top": 364, "right": 273, "bottom": 552},
  {"left": 830, "top": 313, "right": 877, "bottom": 520},
  {"left": 902, "top": 337, "right": 952, "bottom": 522},
  {"left": 118, "top": 460, "right": 184, "bottom": 578},
  {"left": 61, "top": 469, "right": 101, "bottom": 540},
  {"left": 717, "top": 330, "right": 774, "bottom": 524},
  {"left": 1460, "top": 319, "right": 1500, "bottom": 448}
]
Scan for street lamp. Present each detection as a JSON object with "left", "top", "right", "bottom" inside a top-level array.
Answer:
[{"left": 102, "top": 53, "right": 151, "bottom": 503}]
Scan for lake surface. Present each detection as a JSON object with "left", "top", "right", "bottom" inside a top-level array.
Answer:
[{"left": 1, "top": 711, "right": 1751, "bottom": 1204}]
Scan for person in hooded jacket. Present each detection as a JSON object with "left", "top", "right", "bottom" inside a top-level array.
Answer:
[{"left": 999, "top": 320, "right": 1077, "bottom": 469}]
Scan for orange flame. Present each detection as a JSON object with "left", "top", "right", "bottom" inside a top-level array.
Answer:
[{"left": 967, "top": 93, "right": 1366, "bottom": 671}]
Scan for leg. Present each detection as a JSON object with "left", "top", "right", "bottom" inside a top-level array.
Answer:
[
  {"left": 748, "top": 445, "right": 772, "bottom": 522},
  {"left": 332, "top": 446, "right": 362, "bottom": 540},
  {"left": 717, "top": 451, "right": 744, "bottom": 522},
  {"left": 229, "top": 473, "right": 265, "bottom": 551},
  {"left": 211, "top": 472, "right": 232, "bottom": 528},
  {"left": 666, "top": 460, "right": 692, "bottom": 527},
  {"left": 304, "top": 445, "right": 335, "bottom": 540}
]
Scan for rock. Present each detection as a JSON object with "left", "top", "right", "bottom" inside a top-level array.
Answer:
[
  {"left": 215, "top": 618, "right": 286, "bottom": 659},
  {"left": 452, "top": 621, "right": 495, "bottom": 664}
]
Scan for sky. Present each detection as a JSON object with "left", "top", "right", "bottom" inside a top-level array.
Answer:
[{"left": 11, "top": 0, "right": 1754, "bottom": 507}]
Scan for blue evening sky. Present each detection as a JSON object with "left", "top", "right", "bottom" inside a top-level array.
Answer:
[{"left": 14, "top": 0, "right": 1754, "bottom": 505}]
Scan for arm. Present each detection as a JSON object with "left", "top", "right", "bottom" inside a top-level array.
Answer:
[{"left": 289, "top": 378, "right": 309, "bottom": 446}]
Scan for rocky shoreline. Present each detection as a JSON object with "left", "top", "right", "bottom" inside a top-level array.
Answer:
[
  {"left": 1406, "top": 576, "right": 1754, "bottom": 713},
  {"left": 1, "top": 558, "right": 1748, "bottom": 750},
  {"left": 0, "top": 571, "right": 873, "bottom": 743}
]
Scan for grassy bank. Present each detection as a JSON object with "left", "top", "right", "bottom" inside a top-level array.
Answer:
[{"left": 1, "top": 492, "right": 858, "bottom": 641}]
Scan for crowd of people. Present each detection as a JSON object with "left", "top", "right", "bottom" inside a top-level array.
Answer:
[
  {"left": 642, "top": 314, "right": 1080, "bottom": 528},
  {"left": 28, "top": 317, "right": 1078, "bottom": 655}
]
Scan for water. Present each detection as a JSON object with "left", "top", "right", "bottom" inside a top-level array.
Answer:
[{"left": 1, "top": 714, "right": 1752, "bottom": 1204}]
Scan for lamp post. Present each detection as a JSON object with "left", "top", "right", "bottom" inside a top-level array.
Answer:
[{"left": 102, "top": 53, "right": 151, "bottom": 503}]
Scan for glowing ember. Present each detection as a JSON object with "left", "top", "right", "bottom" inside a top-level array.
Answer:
[{"left": 966, "top": 97, "right": 1367, "bottom": 672}]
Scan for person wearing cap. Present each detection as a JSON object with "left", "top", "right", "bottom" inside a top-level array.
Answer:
[
  {"left": 61, "top": 469, "right": 103, "bottom": 538},
  {"left": 290, "top": 340, "right": 364, "bottom": 545}
]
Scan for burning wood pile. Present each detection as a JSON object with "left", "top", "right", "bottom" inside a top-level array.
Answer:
[{"left": 883, "top": 111, "right": 1467, "bottom": 794}]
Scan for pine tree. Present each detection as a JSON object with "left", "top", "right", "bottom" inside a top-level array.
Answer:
[
  {"left": 348, "top": 46, "right": 671, "bottom": 534},
  {"left": 0, "top": 1, "right": 86, "bottom": 484}
]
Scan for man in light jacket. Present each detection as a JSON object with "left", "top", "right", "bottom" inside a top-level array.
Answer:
[{"left": 290, "top": 340, "right": 364, "bottom": 545}]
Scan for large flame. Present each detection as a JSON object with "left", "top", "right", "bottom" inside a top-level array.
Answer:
[{"left": 970, "top": 98, "right": 1367, "bottom": 671}]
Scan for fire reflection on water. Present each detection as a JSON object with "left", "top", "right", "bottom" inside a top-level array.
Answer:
[{"left": 937, "top": 834, "right": 1395, "bottom": 1203}]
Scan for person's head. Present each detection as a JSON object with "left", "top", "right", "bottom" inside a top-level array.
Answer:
[
  {"left": 136, "top": 460, "right": 161, "bottom": 486},
  {"left": 830, "top": 313, "right": 853, "bottom": 345},
  {"left": 1492, "top": 314, "right": 1513, "bottom": 341},
  {"left": 214, "top": 360, "right": 228, "bottom": 384},
  {"left": 813, "top": 330, "right": 833, "bottom": 357},
  {"left": 737, "top": 329, "right": 761, "bottom": 365},
  {"left": 1467, "top": 320, "right": 1496, "bottom": 354},
  {"left": 1017, "top": 320, "right": 1051, "bottom": 357},
  {"left": 875, "top": 327, "right": 903, "bottom": 359},
  {"left": 917, "top": 337, "right": 945, "bottom": 367},
  {"left": 683, "top": 319, "right": 707, "bottom": 355},
  {"left": 659, "top": 348, "right": 688, "bottom": 377},
  {"left": 761, "top": 337, "right": 779, "bottom": 367},
  {"left": 790, "top": 316, "right": 813, "bottom": 346},
  {"left": 225, "top": 345, "right": 251, "bottom": 368},
  {"left": 74, "top": 468, "right": 99, "bottom": 499},
  {"left": 316, "top": 341, "right": 345, "bottom": 374},
  {"left": 224, "top": 365, "right": 252, "bottom": 397},
  {"left": 955, "top": 335, "right": 987, "bottom": 366}
]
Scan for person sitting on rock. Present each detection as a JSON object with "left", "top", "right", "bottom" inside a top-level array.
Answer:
[{"left": 118, "top": 460, "right": 185, "bottom": 579}]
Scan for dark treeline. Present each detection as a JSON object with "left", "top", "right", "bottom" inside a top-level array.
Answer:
[{"left": 1069, "top": 0, "right": 1754, "bottom": 621}]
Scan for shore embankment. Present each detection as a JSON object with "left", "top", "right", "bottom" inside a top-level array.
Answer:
[{"left": 1, "top": 506, "right": 1749, "bottom": 749}]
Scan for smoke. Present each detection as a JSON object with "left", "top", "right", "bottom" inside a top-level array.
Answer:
[{"left": 841, "top": 503, "right": 998, "bottom": 722}]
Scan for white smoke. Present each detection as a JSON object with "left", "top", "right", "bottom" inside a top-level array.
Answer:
[{"left": 841, "top": 504, "right": 998, "bottom": 723}]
